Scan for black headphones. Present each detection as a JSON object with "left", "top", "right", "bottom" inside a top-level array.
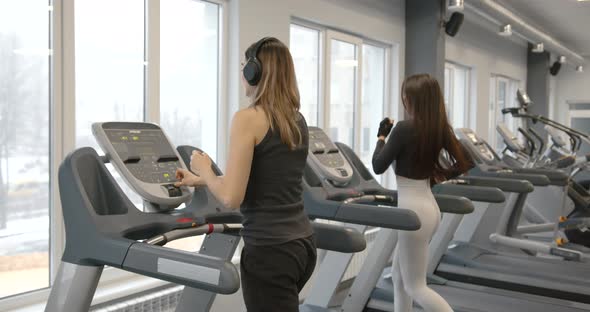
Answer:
[{"left": 243, "top": 37, "right": 274, "bottom": 86}]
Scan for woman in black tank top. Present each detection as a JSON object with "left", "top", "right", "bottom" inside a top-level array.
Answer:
[{"left": 175, "top": 37, "right": 316, "bottom": 312}]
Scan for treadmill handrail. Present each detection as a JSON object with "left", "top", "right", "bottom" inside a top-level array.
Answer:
[
  {"left": 459, "top": 176, "right": 534, "bottom": 193},
  {"left": 431, "top": 194, "right": 474, "bottom": 215},
  {"left": 433, "top": 184, "right": 505, "bottom": 204},
  {"left": 473, "top": 169, "right": 550, "bottom": 186},
  {"left": 518, "top": 128, "right": 537, "bottom": 157},
  {"left": 527, "top": 128, "right": 545, "bottom": 156},
  {"left": 334, "top": 202, "right": 421, "bottom": 231},
  {"left": 312, "top": 222, "right": 366, "bottom": 253},
  {"left": 507, "top": 111, "right": 590, "bottom": 149},
  {"left": 512, "top": 168, "right": 569, "bottom": 186}
]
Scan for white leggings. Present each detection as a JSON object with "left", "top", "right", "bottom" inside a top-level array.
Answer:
[{"left": 391, "top": 176, "right": 453, "bottom": 312}]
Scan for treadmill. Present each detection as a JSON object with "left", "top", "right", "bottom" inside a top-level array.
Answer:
[
  {"left": 45, "top": 122, "right": 417, "bottom": 311},
  {"left": 327, "top": 138, "right": 590, "bottom": 312},
  {"left": 430, "top": 128, "right": 590, "bottom": 304},
  {"left": 46, "top": 122, "right": 245, "bottom": 312},
  {"left": 299, "top": 127, "right": 485, "bottom": 311}
]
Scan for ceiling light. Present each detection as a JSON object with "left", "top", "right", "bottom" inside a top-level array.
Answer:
[
  {"left": 558, "top": 56, "right": 567, "bottom": 64},
  {"left": 499, "top": 24, "right": 512, "bottom": 36},
  {"left": 577, "top": 65, "right": 584, "bottom": 72},
  {"left": 532, "top": 43, "right": 544, "bottom": 53},
  {"left": 448, "top": 0, "right": 464, "bottom": 12}
]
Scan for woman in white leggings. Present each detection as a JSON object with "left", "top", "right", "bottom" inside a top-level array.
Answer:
[{"left": 372, "top": 74, "right": 472, "bottom": 312}]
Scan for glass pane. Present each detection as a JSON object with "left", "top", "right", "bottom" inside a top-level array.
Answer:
[
  {"left": 360, "top": 44, "right": 385, "bottom": 179},
  {"left": 0, "top": 0, "right": 50, "bottom": 298},
  {"left": 290, "top": 24, "right": 320, "bottom": 126},
  {"left": 452, "top": 66, "right": 467, "bottom": 128},
  {"left": 159, "top": 0, "right": 219, "bottom": 252},
  {"left": 75, "top": 0, "right": 145, "bottom": 206},
  {"left": 161, "top": 0, "right": 219, "bottom": 162},
  {"left": 329, "top": 39, "right": 356, "bottom": 146}
]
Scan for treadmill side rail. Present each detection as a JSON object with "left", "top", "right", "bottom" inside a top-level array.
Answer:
[
  {"left": 122, "top": 243, "right": 240, "bottom": 294},
  {"left": 334, "top": 202, "right": 421, "bottom": 230}
]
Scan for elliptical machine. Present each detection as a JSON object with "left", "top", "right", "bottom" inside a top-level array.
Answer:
[{"left": 499, "top": 90, "right": 590, "bottom": 248}]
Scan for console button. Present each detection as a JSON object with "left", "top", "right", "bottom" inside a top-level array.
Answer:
[{"left": 163, "top": 184, "right": 182, "bottom": 197}]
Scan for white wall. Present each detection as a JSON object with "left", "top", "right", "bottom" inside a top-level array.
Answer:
[
  {"left": 227, "top": 0, "right": 405, "bottom": 115},
  {"left": 445, "top": 17, "right": 528, "bottom": 141},
  {"left": 553, "top": 61, "right": 590, "bottom": 126},
  {"left": 227, "top": 0, "right": 532, "bottom": 143}
]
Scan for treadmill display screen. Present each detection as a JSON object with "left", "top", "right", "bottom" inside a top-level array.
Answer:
[
  {"left": 309, "top": 128, "right": 345, "bottom": 169},
  {"left": 467, "top": 133, "right": 478, "bottom": 144},
  {"left": 105, "top": 129, "right": 181, "bottom": 184}
]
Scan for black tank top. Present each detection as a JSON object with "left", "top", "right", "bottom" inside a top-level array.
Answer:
[{"left": 240, "top": 113, "right": 314, "bottom": 245}]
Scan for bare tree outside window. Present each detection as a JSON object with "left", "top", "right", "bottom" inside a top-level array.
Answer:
[{"left": 0, "top": 0, "right": 51, "bottom": 298}]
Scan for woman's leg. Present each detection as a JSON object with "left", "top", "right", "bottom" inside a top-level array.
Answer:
[
  {"left": 296, "top": 236, "right": 317, "bottom": 292},
  {"left": 240, "top": 238, "right": 314, "bottom": 312},
  {"left": 397, "top": 228, "right": 453, "bottom": 312},
  {"left": 392, "top": 244, "right": 413, "bottom": 312}
]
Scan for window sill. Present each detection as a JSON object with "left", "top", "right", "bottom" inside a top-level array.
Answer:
[{"left": 3, "top": 257, "right": 240, "bottom": 312}]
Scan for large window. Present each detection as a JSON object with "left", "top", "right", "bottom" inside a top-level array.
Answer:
[
  {"left": 360, "top": 44, "right": 386, "bottom": 174},
  {"left": 444, "top": 62, "right": 470, "bottom": 128},
  {"left": 328, "top": 37, "right": 358, "bottom": 147},
  {"left": 0, "top": 0, "right": 225, "bottom": 304},
  {"left": 290, "top": 24, "right": 320, "bottom": 126},
  {"left": 0, "top": 0, "right": 51, "bottom": 298},
  {"left": 290, "top": 24, "right": 391, "bottom": 181},
  {"left": 160, "top": 0, "right": 220, "bottom": 161},
  {"left": 75, "top": 0, "right": 145, "bottom": 150},
  {"left": 490, "top": 75, "right": 521, "bottom": 150},
  {"left": 75, "top": 0, "right": 146, "bottom": 207}
]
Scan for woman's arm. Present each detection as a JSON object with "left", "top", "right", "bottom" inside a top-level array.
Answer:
[
  {"left": 190, "top": 110, "right": 256, "bottom": 210},
  {"left": 372, "top": 124, "right": 404, "bottom": 174}
]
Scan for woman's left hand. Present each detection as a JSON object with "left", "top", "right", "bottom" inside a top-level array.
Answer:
[
  {"left": 377, "top": 117, "right": 394, "bottom": 139},
  {"left": 190, "top": 150, "right": 212, "bottom": 178}
]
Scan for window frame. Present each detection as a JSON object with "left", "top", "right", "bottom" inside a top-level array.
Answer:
[
  {"left": 324, "top": 30, "right": 364, "bottom": 148},
  {"left": 289, "top": 21, "right": 394, "bottom": 185},
  {"left": 490, "top": 74, "right": 521, "bottom": 150},
  {"left": 0, "top": 0, "right": 230, "bottom": 309},
  {"left": 359, "top": 41, "right": 390, "bottom": 181},
  {"left": 289, "top": 22, "right": 324, "bottom": 127},
  {"left": 444, "top": 61, "right": 471, "bottom": 128}
]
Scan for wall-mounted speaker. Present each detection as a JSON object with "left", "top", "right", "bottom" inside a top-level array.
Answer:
[
  {"left": 445, "top": 12, "right": 464, "bottom": 37},
  {"left": 550, "top": 61, "right": 562, "bottom": 76}
]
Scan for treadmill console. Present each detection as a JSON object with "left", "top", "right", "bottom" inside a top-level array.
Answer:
[
  {"left": 545, "top": 126, "right": 567, "bottom": 148},
  {"left": 307, "top": 127, "right": 354, "bottom": 185},
  {"left": 456, "top": 128, "right": 496, "bottom": 164},
  {"left": 92, "top": 122, "right": 191, "bottom": 209},
  {"left": 496, "top": 123, "right": 524, "bottom": 153}
]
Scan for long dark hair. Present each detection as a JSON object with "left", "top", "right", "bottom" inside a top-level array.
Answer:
[
  {"left": 402, "top": 74, "right": 471, "bottom": 181},
  {"left": 246, "top": 38, "right": 302, "bottom": 150}
]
